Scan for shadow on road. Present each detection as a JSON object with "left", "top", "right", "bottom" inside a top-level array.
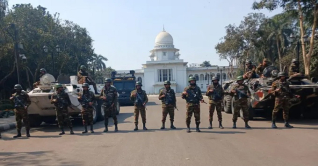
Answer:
[{"left": 0, "top": 151, "right": 83, "bottom": 166}]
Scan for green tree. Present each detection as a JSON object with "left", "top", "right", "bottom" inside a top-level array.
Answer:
[{"left": 200, "top": 61, "right": 212, "bottom": 67}]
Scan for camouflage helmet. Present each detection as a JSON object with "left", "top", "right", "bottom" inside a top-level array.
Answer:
[
  {"left": 14, "top": 84, "right": 22, "bottom": 90},
  {"left": 104, "top": 78, "right": 112, "bottom": 83},
  {"left": 164, "top": 80, "right": 171, "bottom": 85},
  {"left": 236, "top": 75, "right": 244, "bottom": 81},
  {"left": 80, "top": 65, "right": 86, "bottom": 70},
  {"left": 55, "top": 84, "right": 63, "bottom": 89},
  {"left": 278, "top": 72, "right": 287, "bottom": 77},
  {"left": 211, "top": 76, "right": 219, "bottom": 81},
  {"left": 245, "top": 60, "right": 252, "bottom": 64},
  {"left": 82, "top": 83, "right": 89, "bottom": 88},
  {"left": 136, "top": 81, "right": 142, "bottom": 86},
  {"left": 40, "top": 68, "right": 46, "bottom": 73},
  {"left": 188, "top": 76, "right": 196, "bottom": 82}
]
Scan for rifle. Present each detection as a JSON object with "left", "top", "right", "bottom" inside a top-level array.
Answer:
[
  {"left": 81, "top": 94, "right": 92, "bottom": 109},
  {"left": 163, "top": 89, "right": 176, "bottom": 106},
  {"left": 174, "top": 106, "right": 179, "bottom": 111},
  {"left": 135, "top": 91, "right": 145, "bottom": 108},
  {"left": 13, "top": 96, "right": 27, "bottom": 109},
  {"left": 235, "top": 89, "right": 249, "bottom": 99}
]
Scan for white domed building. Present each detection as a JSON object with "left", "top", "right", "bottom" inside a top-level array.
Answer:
[{"left": 117, "top": 28, "right": 238, "bottom": 94}]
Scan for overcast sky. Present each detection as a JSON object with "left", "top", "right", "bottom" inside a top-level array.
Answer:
[{"left": 8, "top": 0, "right": 282, "bottom": 70}]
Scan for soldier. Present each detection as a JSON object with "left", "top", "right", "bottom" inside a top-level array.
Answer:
[
  {"left": 158, "top": 81, "right": 177, "bottom": 130},
  {"left": 50, "top": 84, "right": 74, "bottom": 135},
  {"left": 78, "top": 83, "right": 96, "bottom": 134},
  {"left": 243, "top": 60, "right": 257, "bottom": 79},
  {"left": 289, "top": 59, "right": 300, "bottom": 77},
  {"left": 100, "top": 78, "right": 118, "bottom": 132},
  {"left": 182, "top": 76, "right": 205, "bottom": 133},
  {"left": 130, "top": 81, "right": 148, "bottom": 131},
  {"left": 271, "top": 72, "right": 299, "bottom": 128},
  {"left": 77, "top": 65, "right": 99, "bottom": 94},
  {"left": 256, "top": 58, "right": 270, "bottom": 77},
  {"left": 230, "top": 76, "right": 251, "bottom": 129},
  {"left": 206, "top": 77, "right": 224, "bottom": 129},
  {"left": 33, "top": 68, "right": 47, "bottom": 88},
  {"left": 9, "top": 84, "right": 31, "bottom": 138}
]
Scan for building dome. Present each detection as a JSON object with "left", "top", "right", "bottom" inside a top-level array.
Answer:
[{"left": 155, "top": 31, "right": 173, "bottom": 45}]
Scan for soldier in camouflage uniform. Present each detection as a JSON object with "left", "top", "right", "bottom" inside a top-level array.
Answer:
[
  {"left": 78, "top": 83, "right": 96, "bottom": 134},
  {"left": 271, "top": 72, "right": 299, "bottom": 128},
  {"left": 130, "top": 81, "right": 148, "bottom": 131},
  {"left": 206, "top": 77, "right": 224, "bottom": 129},
  {"left": 243, "top": 60, "right": 257, "bottom": 79},
  {"left": 100, "top": 78, "right": 118, "bottom": 132},
  {"left": 51, "top": 84, "right": 74, "bottom": 135},
  {"left": 230, "top": 76, "right": 251, "bottom": 129},
  {"left": 33, "top": 68, "right": 47, "bottom": 88},
  {"left": 77, "top": 65, "right": 99, "bottom": 94},
  {"left": 289, "top": 59, "right": 300, "bottom": 77},
  {"left": 182, "top": 76, "right": 205, "bottom": 133},
  {"left": 159, "top": 81, "right": 177, "bottom": 130},
  {"left": 256, "top": 58, "right": 270, "bottom": 77},
  {"left": 9, "top": 84, "right": 31, "bottom": 138}
]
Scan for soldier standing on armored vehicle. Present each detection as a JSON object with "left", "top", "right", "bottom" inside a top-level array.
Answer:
[
  {"left": 51, "top": 84, "right": 74, "bottom": 135},
  {"left": 230, "top": 76, "right": 251, "bottom": 129},
  {"left": 78, "top": 83, "right": 96, "bottom": 134},
  {"left": 182, "top": 76, "right": 205, "bottom": 133},
  {"left": 256, "top": 58, "right": 270, "bottom": 77},
  {"left": 9, "top": 84, "right": 31, "bottom": 138},
  {"left": 130, "top": 81, "right": 148, "bottom": 131},
  {"left": 33, "top": 68, "right": 48, "bottom": 88},
  {"left": 100, "top": 78, "right": 118, "bottom": 132},
  {"left": 159, "top": 81, "right": 177, "bottom": 130},
  {"left": 243, "top": 60, "right": 257, "bottom": 79},
  {"left": 206, "top": 77, "right": 224, "bottom": 129},
  {"left": 289, "top": 59, "right": 301, "bottom": 77},
  {"left": 77, "top": 65, "right": 99, "bottom": 94},
  {"left": 271, "top": 72, "right": 299, "bottom": 128}
]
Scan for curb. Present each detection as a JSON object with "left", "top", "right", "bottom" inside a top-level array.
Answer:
[{"left": 0, "top": 122, "right": 16, "bottom": 132}]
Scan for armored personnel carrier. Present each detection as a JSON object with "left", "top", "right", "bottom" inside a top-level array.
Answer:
[
  {"left": 27, "top": 74, "right": 120, "bottom": 127},
  {"left": 223, "top": 66, "right": 318, "bottom": 119},
  {"left": 111, "top": 70, "right": 136, "bottom": 105}
]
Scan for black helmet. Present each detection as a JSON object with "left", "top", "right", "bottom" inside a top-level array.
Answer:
[
  {"left": 245, "top": 60, "right": 252, "bottom": 64},
  {"left": 292, "top": 59, "right": 299, "bottom": 64},
  {"left": 164, "top": 80, "right": 171, "bottom": 85},
  {"left": 80, "top": 65, "right": 86, "bottom": 70},
  {"left": 14, "top": 84, "right": 22, "bottom": 90},
  {"left": 104, "top": 78, "right": 112, "bottom": 83},
  {"left": 211, "top": 77, "right": 219, "bottom": 81},
  {"left": 136, "top": 81, "right": 142, "bottom": 86},
  {"left": 40, "top": 68, "right": 46, "bottom": 73},
  {"left": 278, "top": 72, "right": 287, "bottom": 77},
  {"left": 82, "top": 83, "right": 89, "bottom": 88},
  {"left": 188, "top": 76, "right": 196, "bottom": 82}
]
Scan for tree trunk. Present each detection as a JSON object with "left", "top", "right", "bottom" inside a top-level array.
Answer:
[
  {"left": 0, "top": 61, "right": 16, "bottom": 85},
  {"left": 276, "top": 38, "right": 282, "bottom": 71}
]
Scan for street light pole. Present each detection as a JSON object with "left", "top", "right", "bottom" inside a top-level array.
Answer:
[{"left": 12, "top": 24, "right": 20, "bottom": 84}]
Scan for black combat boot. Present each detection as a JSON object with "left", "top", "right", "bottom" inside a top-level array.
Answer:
[
  {"left": 245, "top": 121, "right": 251, "bottom": 129},
  {"left": 114, "top": 124, "right": 118, "bottom": 132},
  {"left": 272, "top": 121, "right": 277, "bottom": 128},
  {"left": 284, "top": 121, "right": 294, "bottom": 128},
  {"left": 90, "top": 125, "right": 94, "bottom": 133},
  {"left": 134, "top": 124, "right": 138, "bottom": 131},
  {"left": 104, "top": 126, "right": 108, "bottom": 132},
  {"left": 13, "top": 130, "right": 21, "bottom": 138},
  {"left": 232, "top": 122, "right": 237, "bottom": 129},
  {"left": 208, "top": 121, "right": 212, "bottom": 129},
  {"left": 196, "top": 122, "right": 201, "bottom": 132},
  {"left": 143, "top": 123, "right": 147, "bottom": 130},
  {"left": 82, "top": 125, "right": 88, "bottom": 134},
  {"left": 59, "top": 128, "right": 65, "bottom": 135},
  {"left": 186, "top": 124, "right": 191, "bottom": 133},
  {"left": 219, "top": 121, "right": 224, "bottom": 129},
  {"left": 26, "top": 129, "right": 31, "bottom": 137},
  {"left": 160, "top": 122, "right": 165, "bottom": 130},
  {"left": 0, "top": 132, "right": 1, "bottom": 139},
  {"left": 170, "top": 121, "right": 176, "bottom": 129},
  {"left": 70, "top": 127, "right": 74, "bottom": 134}
]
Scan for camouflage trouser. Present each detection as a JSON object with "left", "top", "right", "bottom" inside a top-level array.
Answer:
[
  {"left": 272, "top": 97, "right": 290, "bottom": 121},
  {"left": 56, "top": 108, "right": 72, "bottom": 128},
  {"left": 81, "top": 108, "right": 94, "bottom": 125},
  {"left": 186, "top": 104, "right": 200, "bottom": 125},
  {"left": 14, "top": 108, "right": 30, "bottom": 130},
  {"left": 103, "top": 105, "right": 118, "bottom": 125},
  {"left": 134, "top": 106, "right": 146, "bottom": 124},
  {"left": 162, "top": 105, "right": 175, "bottom": 122},
  {"left": 209, "top": 101, "right": 222, "bottom": 122},
  {"left": 232, "top": 99, "right": 249, "bottom": 122}
]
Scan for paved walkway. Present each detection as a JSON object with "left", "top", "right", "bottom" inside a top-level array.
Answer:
[{"left": 0, "top": 116, "right": 16, "bottom": 132}]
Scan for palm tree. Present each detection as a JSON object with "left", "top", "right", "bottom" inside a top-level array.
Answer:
[{"left": 92, "top": 54, "right": 107, "bottom": 71}]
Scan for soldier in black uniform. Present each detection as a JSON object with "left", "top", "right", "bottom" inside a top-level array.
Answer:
[
  {"left": 158, "top": 81, "right": 177, "bottom": 129},
  {"left": 100, "top": 78, "right": 118, "bottom": 132}
]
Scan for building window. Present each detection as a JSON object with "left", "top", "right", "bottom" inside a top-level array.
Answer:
[
  {"left": 158, "top": 69, "right": 173, "bottom": 82},
  {"left": 194, "top": 74, "right": 199, "bottom": 81},
  {"left": 189, "top": 74, "right": 193, "bottom": 77},
  {"left": 200, "top": 74, "right": 204, "bottom": 81},
  {"left": 137, "top": 77, "right": 142, "bottom": 82},
  {"left": 201, "top": 84, "right": 203, "bottom": 89},
  {"left": 217, "top": 73, "right": 220, "bottom": 80},
  {"left": 163, "top": 52, "right": 166, "bottom": 56},
  {"left": 222, "top": 73, "right": 226, "bottom": 80},
  {"left": 205, "top": 74, "right": 209, "bottom": 80}
]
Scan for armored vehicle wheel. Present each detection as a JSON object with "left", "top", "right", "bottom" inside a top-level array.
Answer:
[
  {"left": 42, "top": 116, "right": 56, "bottom": 124},
  {"left": 223, "top": 95, "right": 232, "bottom": 114},
  {"left": 28, "top": 115, "right": 43, "bottom": 127}
]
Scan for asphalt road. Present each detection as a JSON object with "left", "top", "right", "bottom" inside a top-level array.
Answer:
[{"left": 1, "top": 96, "right": 318, "bottom": 166}]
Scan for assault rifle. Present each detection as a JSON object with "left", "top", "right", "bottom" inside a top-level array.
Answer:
[
  {"left": 136, "top": 91, "right": 146, "bottom": 109},
  {"left": 81, "top": 94, "right": 92, "bottom": 109},
  {"left": 13, "top": 96, "right": 27, "bottom": 109},
  {"left": 186, "top": 89, "right": 207, "bottom": 104},
  {"left": 209, "top": 88, "right": 222, "bottom": 101},
  {"left": 235, "top": 89, "right": 249, "bottom": 99}
]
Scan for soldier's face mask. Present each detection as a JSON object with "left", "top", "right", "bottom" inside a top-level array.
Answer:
[
  {"left": 83, "top": 87, "right": 88, "bottom": 91},
  {"left": 189, "top": 81, "right": 196, "bottom": 86},
  {"left": 15, "top": 89, "right": 21, "bottom": 93},
  {"left": 280, "top": 76, "right": 286, "bottom": 81},
  {"left": 136, "top": 85, "right": 141, "bottom": 89},
  {"left": 237, "top": 80, "right": 243, "bottom": 84},
  {"left": 41, "top": 71, "right": 45, "bottom": 74},
  {"left": 57, "top": 87, "right": 63, "bottom": 92},
  {"left": 164, "top": 85, "right": 170, "bottom": 88},
  {"left": 213, "top": 80, "right": 218, "bottom": 84},
  {"left": 105, "top": 83, "right": 110, "bottom": 86}
]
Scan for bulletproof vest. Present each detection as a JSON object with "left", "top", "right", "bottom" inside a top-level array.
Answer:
[
  {"left": 276, "top": 81, "right": 291, "bottom": 97},
  {"left": 236, "top": 84, "right": 249, "bottom": 99},
  {"left": 187, "top": 87, "right": 200, "bottom": 104},
  {"left": 81, "top": 91, "right": 93, "bottom": 108},
  {"left": 135, "top": 90, "right": 145, "bottom": 106},
  {"left": 13, "top": 92, "right": 26, "bottom": 108},
  {"left": 209, "top": 84, "right": 222, "bottom": 101},
  {"left": 56, "top": 91, "right": 68, "bottom": 109},
  {"left": 163, "top": 89, "right": 175, "bottom": 105},
  {"left": 79, "top": 70, "right": 88, "bottom": 76},
  {"left": 103, "top": 87, "right": 116, "bottom": 106}
]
